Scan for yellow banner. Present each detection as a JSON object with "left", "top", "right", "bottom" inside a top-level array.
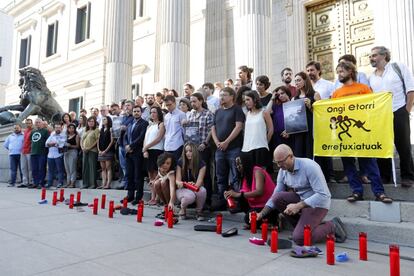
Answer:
[{"left": 313, "top": 92, "right": 394, "bottom": 158}]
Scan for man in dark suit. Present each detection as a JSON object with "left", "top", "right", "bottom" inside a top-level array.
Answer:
[{"left": 123, "top": 105, "right": 149, "bottom": 205}]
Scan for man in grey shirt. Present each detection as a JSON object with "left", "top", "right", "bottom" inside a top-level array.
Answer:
[{"left": 256, "top": 144, "right": 346, "bottom": 245}]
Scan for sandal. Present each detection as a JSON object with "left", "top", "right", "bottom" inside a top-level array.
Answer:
[
  {"left": 290, "top": 246, "right": 319, "bottom": 258},
  {"left": 375, "top": 194, "right": 393, "bottom": 204},
  {"left": 346, "top": 193, "right": 363, "bottom": 202},
  {"left": 145, "top": 199, "right": 157, "bottom": 206}
]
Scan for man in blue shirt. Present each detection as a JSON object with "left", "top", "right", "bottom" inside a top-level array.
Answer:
[
  {"left": 4, "top": 124, "right": 24, "bottom": 187},
  {"left": 256, "top": 144, "right": 347, "bottom": 245}
]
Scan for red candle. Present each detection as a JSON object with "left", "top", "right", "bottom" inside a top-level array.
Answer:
[
  {"left": 359, "top": 232, "right": 368, "bottom": 261},
  {"left": 261, "top": 219, "right": 268, "bottom": 241},
  {"left": 164, "top": 205, "right": 168, "bottom": 222},
  {"left": 167, "top": 208, "right": 173, "bottom": 228},
  {"left": 250, "top": 212, "right": 257, "bottom": 234},
  {"left": 101, "top": 194, "right": 106, "bottom": 209},
  {"left": 139, "top": 200, "right": 144, "bottom": 216},
  {"left": 226, "top": 197, "right": 236, "bottom": 209},
  {"left": 69, "top": 194, "right": 74, "bottom": 209},
  {"left": 137, "top": 204, "right": 143, "bottom": 223},
  {"left": 76, "top": 191, "right": 81, "bottom": 203},
  {"left": 389, "top": 244, "right": 400, "bottom": 276},
  {"left": 59, "top": 188, "right": 64, "bottom": 202},
  {"left": 183, "top": 182, "right": 200, "bottom": 192},
  {"left": 93, "top": 198, "right": 98, "bottom": 215},
  {"left": 108, "top": 200, "right": 114, "bottom": 218},
  {"left": 52, "top": 191, "right": 58, "bottom": 206},
  {"left": 216, "top": 213, "right": 223, "bottom": 234},
  {"left": 304, "top": 224, "right": 312, "bottom": 246},
  {"left": 326, "top": 234, "right": 335, "bottom": 265},
  {"left": 270, "top": 227, "right": 278, "bottom": 253},
  {"left": 122, "top": 198, "right": 128, "bottom": 208},
  {"left": 41, "top": 188, "right": 46, "bottom": 200}
]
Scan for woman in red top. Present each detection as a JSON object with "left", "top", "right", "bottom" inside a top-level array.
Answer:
[{"left": 224, "top": 154, "right": 278, "bottom": 227}]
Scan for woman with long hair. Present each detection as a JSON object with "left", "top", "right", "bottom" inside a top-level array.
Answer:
[
  {"left": 224, "top": 154, "right": 277, "bottom": 228},
  {"left": 61, "top": 112, "right": 72, "bottom": 134},
  {"left": 80, "top": 116, "right": 99, "bottom": 189},
  {"left": 143, "top": 106, "right": 165, "bottom": 205},
  {"left": 153, "top": 153, "right": 176, "bottom": 212},
  {"left": 269, "top": 86, "right": 294, "bottom": 151},
  {"left": 97, "top": 116, "right": 115, "bottom": 189},
  {"left": 292, "top": 72, "right": 321, "bottom": 158},
  {"left": 64, "top": 123, "right": 79, "bottom": 188},
  {"left": 175, "top": 142, "right": 207, "bottom": 220},
  {"left": 241, "top": 91, "right": 273, "bottom": 170}
]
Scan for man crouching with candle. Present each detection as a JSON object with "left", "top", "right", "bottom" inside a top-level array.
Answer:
[{"left": 254, "top": 144, "right": 347, "bottom": 245}]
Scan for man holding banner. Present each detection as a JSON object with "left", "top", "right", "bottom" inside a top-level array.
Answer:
[
  {"left": 369, "top": 46, "right": 414, "bottom": 187},
  {"left": 314, "top": 61, "right": 392, "bottom": 203}
]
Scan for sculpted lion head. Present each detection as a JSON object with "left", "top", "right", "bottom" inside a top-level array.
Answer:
[{"left": 18, "top": 67, "right": 52, "bottom": 104}]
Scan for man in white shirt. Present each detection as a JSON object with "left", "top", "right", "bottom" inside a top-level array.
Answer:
[
  {"left": 369, "top": 46, "right": 414, "bottom": 187},
  {"left": 306, "top": 61, "right": 336, "bottom": 183},
  {"left": 45, "top": 124, "right": 66, "bottom": 188},
  {"left": 202, "top": 82, "right": 220, "bottom": 113}
]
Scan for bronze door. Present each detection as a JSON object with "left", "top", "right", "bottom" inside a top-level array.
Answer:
[{"left": 307, "top": 0, "right": 374, "bottom": 81}]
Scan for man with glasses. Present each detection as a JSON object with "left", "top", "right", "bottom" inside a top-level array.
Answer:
[
  {"left": 255, "top": 144, "right": 347, "bottom": 245},
  {"left": 211, "top": 87, "right": 245, "bottom": 211},
  {"left": 369, "top": 46, "right": 414, "bottom": 187}
]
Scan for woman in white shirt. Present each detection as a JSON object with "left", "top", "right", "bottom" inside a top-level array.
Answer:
[
  {"left": 241, "top": 90, "right": 274, "bottom": 171},
  {"left": 143, "top": 106, "right": 165, "bottom": 205}
]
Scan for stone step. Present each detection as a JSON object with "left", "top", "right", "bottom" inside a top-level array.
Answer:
[{"left": 329, "top": 182, "right": 414, "bottom": 202}]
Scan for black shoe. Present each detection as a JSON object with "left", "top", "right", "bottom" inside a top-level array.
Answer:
[
  {"left": 27, "top": 184, "right": 37, "bottom": 189},
  {"left": 130, "top": 199, "right": 140, "bottom": 206},
  {"left": 17, "top": 184, "right": 27, "bottom": 188},
  {"left": 120, "top": 197, "right": 134, "bottom": 204},
  {"left": 332, "top": 217, "right": 347, "bottom": 243},
  {"left": 401, "top": 178, "right": 414, "bottom": 188}
]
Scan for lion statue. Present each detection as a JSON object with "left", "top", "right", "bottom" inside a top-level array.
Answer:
[{"left": 0, "top": 67, "right": 63, "bottom": 125}]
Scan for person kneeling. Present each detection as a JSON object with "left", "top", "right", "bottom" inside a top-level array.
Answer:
[
  {"left": 175, "top": 143, "right": 207, "bottom": 221},
  {"left": 256, "top": 144, "right": 347, "bottom": 245},
  {"left": 153, "top": 153, "right": 176, "bottom": 218},
  {"left": 224, "top": 154, "right": 278, "bottom": 228}
]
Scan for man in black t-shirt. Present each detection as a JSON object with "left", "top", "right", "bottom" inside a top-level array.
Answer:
[{"left": 211, "top": 87, "right": 245, "bottom": 210}]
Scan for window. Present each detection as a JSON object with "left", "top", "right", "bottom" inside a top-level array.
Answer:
[
  {"left": 132, "top": 83, "right": 140, "bottom": 98},
  {"left": 19, "top": 35, "right": 31, "bottom": 68},
  {"left": 46, "top": 21, "right": 59, "bottom": 57},
  {"left": 133, "top": 0, "right": 144, "bottom": 20},
  {"left": 68, "top": 97, "right": 83, "bottom": 116},
  {"left": 75, "top": 3, "right": 91, "bottom": 44}
]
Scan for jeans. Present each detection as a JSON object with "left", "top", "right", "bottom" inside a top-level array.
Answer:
[
  {"left": 47, "top": 156, "right": 64, "bottom": 187},
  {"left": 342, "top": 157, "right": 384, "bottom": 196},
  {"left": 31, "top": 154, "right": 47, "bottom": 187},
  {"left": 9, "top": 154, "right": 22, "bottom": 184},
  {"left": 119, "top": 146, "right": 128, "bottom": 187},
  {"left": 215, "top": 147, "right": 240, "bottom": 200}
]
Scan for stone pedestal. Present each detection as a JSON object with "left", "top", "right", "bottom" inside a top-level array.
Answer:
[
  {"left": 0, "top": 125, "right": 15, "bottom": 182},
  {"left": 159, "top": 0, "right": 190, "bottom": 94},
  {"left": 234, "top": 0, "right": 272, "bottom": 78},
  {"left": 104, "top": 0, "right": 134, "bottom": 103}
]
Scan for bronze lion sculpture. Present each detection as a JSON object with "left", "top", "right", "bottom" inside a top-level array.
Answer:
[{"left": 0, "top": 67, "right": 63, "bottom": 125}]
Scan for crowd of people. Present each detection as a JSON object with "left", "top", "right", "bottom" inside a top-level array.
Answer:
[{"left": 4, "top": 45, "right": 414, "bottom": 245}]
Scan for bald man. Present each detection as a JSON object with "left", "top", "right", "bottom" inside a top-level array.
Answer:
[{"left": 256, "top": 144, "right": 346, "bottom": 245}]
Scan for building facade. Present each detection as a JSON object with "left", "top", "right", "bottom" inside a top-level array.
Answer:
[{"left": 1, "top": 0, "right": 413, "bottom": 114}]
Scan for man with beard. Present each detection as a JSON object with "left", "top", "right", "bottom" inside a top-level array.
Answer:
[
  {"left": 306, "top": 61, "right": 335, "bottom": 100},
  {"left": 281, "top": 67, "right": 297, "bottom": 98},
  {"left": 306, "top": 61, "right": 336, "bottom": 184},
  {"left": 332, "top": 61, "right": 392, "bottom": 203},
  {"left": 369, "top": 46, "right": 414, "bottom": 187},
  {"left": 141, "top": 94, "right": 157, "bottom": 121}
]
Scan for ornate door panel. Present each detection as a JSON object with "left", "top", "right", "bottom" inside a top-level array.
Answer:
[{"left": 307, "top": 0, "right": 374, "bottom": 81}]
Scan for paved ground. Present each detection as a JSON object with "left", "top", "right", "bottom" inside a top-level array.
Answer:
[{"left": 0, "top": 184, "right": 413, "bottom": 276}]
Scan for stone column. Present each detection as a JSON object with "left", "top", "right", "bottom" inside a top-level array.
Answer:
[
  {"left": 234, "top": 0, "right": 272, "bottom": 79},
  {"left": 159, "top": 0, "right": 190, "bottom": 94},
  {"left": 204, "top": 0, "right": 226, "bottom": 82},
  {"left": 373, "top": 0, "right": 414, "bottom": 72},
  {"left": 104, "top": 0, "right": 133, "bottom": 103}
]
